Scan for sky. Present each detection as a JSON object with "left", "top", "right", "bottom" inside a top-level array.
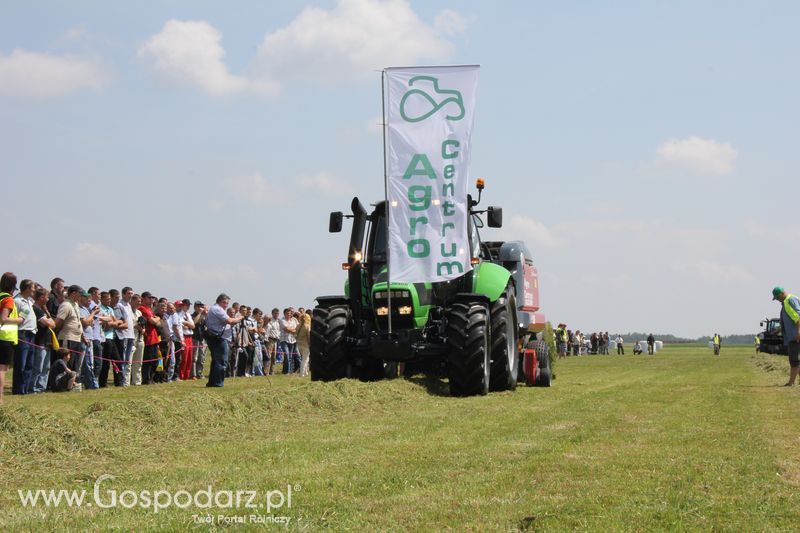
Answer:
[{"left": 1, "top": 0, "right": 798, "bottom": 338}]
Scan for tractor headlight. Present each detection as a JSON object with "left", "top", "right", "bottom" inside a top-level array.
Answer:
[
  {"left": 398, "top": 306, "right": 413, "bottom": 315},
  {"left": 376, "top": 307, "right": 389, "bottom": 316}
]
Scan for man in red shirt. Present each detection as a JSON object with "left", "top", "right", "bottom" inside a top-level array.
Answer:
[{"left": 138, "top": 291, "right": 161, "bottom": 384}]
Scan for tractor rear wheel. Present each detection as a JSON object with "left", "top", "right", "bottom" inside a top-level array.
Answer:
[
  {"left": 447, "top": 300, "right": 491, "bottom": 396},
  {"left": 310, "top": 304, "right": 350, "bottom": 381},
  {"left": 528, "top": 339, "right": 552, "bottom": 387},
  {"left": 489, "top": 283, "right": 519, "bottom": 391}
]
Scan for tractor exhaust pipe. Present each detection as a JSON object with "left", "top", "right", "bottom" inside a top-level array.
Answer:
[{"left": 348, "top": 197, "right": 367, "bottom": 330}]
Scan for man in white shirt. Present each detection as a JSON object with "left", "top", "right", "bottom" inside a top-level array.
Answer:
[
  {"left": 177, "top": 299, "right": 195, "bottom": 380},
  {"left": 265, "top": 308, "right": 281, "bottom": 375},
  {"left": 112, "top": 287, "right": 136, "bottom": 386},
  {"left": 279, "top": 308, "right": 298, "bottom": 374},
  {"left": 13, "top": 279, "right": 37, "bottom": 394}
]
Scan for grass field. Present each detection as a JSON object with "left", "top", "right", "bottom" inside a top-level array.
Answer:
[{"left": 2, "top": 345, "right": 800, "bottom": 531}]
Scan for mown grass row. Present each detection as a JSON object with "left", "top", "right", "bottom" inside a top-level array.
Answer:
[{"left": 1, "top": 345, "right": 799, "bottom": 530}]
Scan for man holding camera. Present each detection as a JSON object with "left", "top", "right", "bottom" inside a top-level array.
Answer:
[{"left": 205, "top": 293, "right": 243, "bottom": 387}]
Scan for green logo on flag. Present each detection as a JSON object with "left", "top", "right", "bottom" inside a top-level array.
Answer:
[{"left": 399, "top": 76, "right": 465, "bottom": 123}]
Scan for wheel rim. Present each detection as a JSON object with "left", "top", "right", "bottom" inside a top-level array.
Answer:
[
  {"left": 483, "top": 312, "right": 490, "bottom": 387},
  {"left": 505, "top": 295, "right": 517, "bottom": 375}
]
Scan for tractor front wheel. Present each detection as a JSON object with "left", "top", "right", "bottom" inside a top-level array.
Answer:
[
  {"left": 310, "top": 304, "right": 350, "bottom": 381},
  {"left": 447, "top": 301, "right": 491, "bottom": 396}
]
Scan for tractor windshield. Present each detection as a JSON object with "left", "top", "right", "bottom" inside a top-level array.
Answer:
[
  {"left": 470, "top": 214, "right": 482, "bottom": 260},
  {"left": 368, "top": 212, "right": 387, "bottom": 265},
  {"left": 368, "top": 205, "right": 479, "bottom": 265}
]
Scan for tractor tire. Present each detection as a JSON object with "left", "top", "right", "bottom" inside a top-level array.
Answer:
[
  {"left": 489, "top": 282, "right": 519, "bottom": 391},
  {"left": 447, "top": 300, "right": 491, "bottom": 396},
  {"left": 310, "top": 304, "right": 350, "bottom": 381},
  {"left": 529, "top": 339, "right": 552, "bottom": 387}
]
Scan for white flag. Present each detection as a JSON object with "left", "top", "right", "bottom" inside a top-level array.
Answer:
[{"left": 385, "top": 65, "right": 479, "bottom": 283}]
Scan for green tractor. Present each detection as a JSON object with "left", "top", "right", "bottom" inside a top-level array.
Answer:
[
  {"left": 310, "top": 181, "right": 550, "bottom": 396},
  {"left": 757, "top": 318, "right": 787, "bottom": 355}
]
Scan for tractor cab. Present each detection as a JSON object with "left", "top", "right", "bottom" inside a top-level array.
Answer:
[{"left": 758, "top": 317, "right": 787, "bottom": 355}]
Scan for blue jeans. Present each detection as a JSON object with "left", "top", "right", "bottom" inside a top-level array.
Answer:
[
  {"left": 81, "top": 343, "right": 99, "bottom": 389},
  {"left": 119, "top": 338, "right": 134, "bottom": 386},
  {"left": 31, "top": 345, "right": 51, "bottom": 393},
  {"left": 167, "top": 342, "right": 177, "bottom": 381},
  {"left": 251, "top": 342, "right": 264, "bottom": 376},
  {"left": 12, "top": 330, "right": 35, "bottom": 394},
  {"left": 279, "top": 341, "right": 296, "bottom": 373},
  {"left": 92, "top": 340, "right": 103, "bottom": 378},
  {"left": 207, "top": 337, "right": 230, "bottom": 387}
]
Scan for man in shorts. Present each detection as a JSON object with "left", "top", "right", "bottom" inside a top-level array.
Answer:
[{"left": 774, "top": 287, "right": 800, "bottom": 386}]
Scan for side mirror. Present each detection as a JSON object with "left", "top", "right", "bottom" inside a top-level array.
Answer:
[
  {"left": 487, "top": 206, "right": 503, "bottom": 228},
  {"left": 329, "top": 211, "right": 343, "bottom": 233}
]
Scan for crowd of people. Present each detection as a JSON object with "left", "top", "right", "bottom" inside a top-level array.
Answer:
[
  {"left": 553, "top": 325, "right": 657, "bottom": 357},
  {"left": 0, "top": 272, "right": 311, "bottom": 404}
]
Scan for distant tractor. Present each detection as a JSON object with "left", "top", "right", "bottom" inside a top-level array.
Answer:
[
  {"left": 757, "top": 318, "right": 787, "bottom": 355},
  {"left": 310, "top": 180, "right": 551, "bottom": 396}
]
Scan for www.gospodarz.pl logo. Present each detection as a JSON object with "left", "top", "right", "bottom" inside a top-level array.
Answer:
[
  {"left": 399, "top": 76, "right": 465, "bottom": 123},
  {"left": 17, "top": 474, "right": 297, "bottom": 517}
]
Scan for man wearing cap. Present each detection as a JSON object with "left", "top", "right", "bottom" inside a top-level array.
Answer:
[
  {"left": 555, "top": 323, "right": 567, "bottom": 359},
  {"left": 773, "top": 287, "right": 800, "bottom": 386}
]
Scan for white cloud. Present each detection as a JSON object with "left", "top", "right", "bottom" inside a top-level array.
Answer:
[
  {"left": 140, "top": 2, "right": 467, "bottom": 95},
  {"left": 70, "top": 242, "right": 118, "bottom": 266},
  {"left": 656, "top": 135, "right": 737, "bottom": 176},
  {"left": 250, "top": 0, "right": 461, "bottom": 85},
  {"left": 298, "top": 172, "right": 351, "bottom": 196},
  {"left": 0, "top": 49, "right": 109, "bottom": 99},
  {"left": 670, "top": 259, "right": 752, "bottom": 284},
  {"left": 223, "top": 172, "right": 287, "bottom": 206},
  {"left": 138, "top": 20, "right": 275, "bottom": 95},
  {"left": 506, "top": 215, "right": 562, "bottom": 248}
]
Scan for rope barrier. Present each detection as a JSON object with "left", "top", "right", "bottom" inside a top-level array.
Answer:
[
  {"left": 18, "top": 337, "right": 289, "bottom": 378},
  {"left": 18, "top": 338, "right": 193, "bottom": 364}
]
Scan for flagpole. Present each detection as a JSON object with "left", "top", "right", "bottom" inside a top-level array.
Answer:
[{"left": 381, "top": 69, "right": 392, "bottom": 335}]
